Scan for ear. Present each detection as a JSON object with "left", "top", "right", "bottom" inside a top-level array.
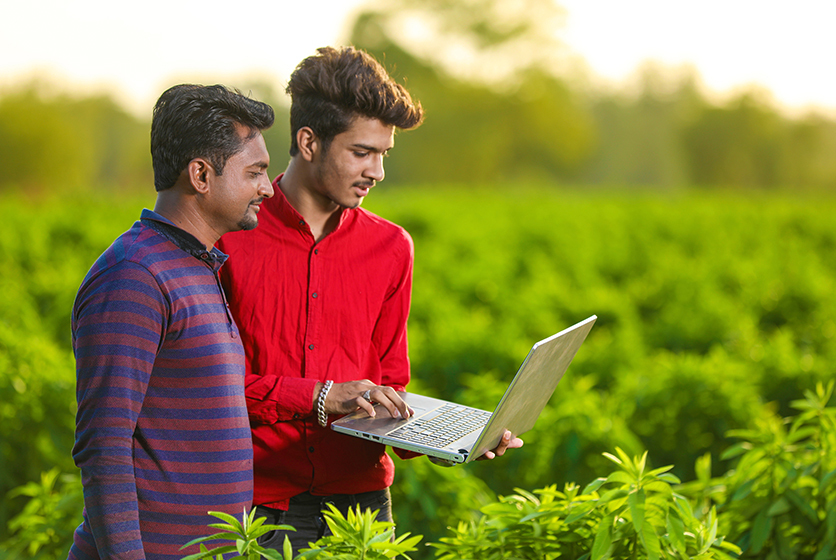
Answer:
[
  {"left": 296, "top": 127, "right": 319, "bottom": 162},
  {"left": 187, "top": 158, "right": 213, "bottom": 194}
]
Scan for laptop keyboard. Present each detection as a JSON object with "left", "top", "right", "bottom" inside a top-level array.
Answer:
[{"left": 387, "top": 404, "right": 492, "bottom": 448}]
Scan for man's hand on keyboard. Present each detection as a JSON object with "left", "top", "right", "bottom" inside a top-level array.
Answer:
[{"left": 476, "top": 430, "right": 524, "bottom": 461}]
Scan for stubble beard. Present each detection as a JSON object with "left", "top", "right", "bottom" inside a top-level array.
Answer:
[{"left": 237, "top": 204, "right": 259, "bottom": 231}]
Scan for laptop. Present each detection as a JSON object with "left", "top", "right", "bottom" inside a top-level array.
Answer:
[{"left": 331, "top": 315, "right": 597, "bottom": 464}]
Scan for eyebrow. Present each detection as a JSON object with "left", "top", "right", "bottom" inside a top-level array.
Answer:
[{"left": 352, "top": 143, "right": 392, "bottom": 153}]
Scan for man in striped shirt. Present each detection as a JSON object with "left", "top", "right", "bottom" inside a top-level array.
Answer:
[{"left": 68, "top": 84, "right": 274, "bottom": 560}]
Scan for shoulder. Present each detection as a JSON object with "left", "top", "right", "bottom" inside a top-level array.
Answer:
[
  {"left": 352, "top": 207, "right": 413, "bottom": 256},
  {"left": 76, "top": 222, "right": 194, "bottom": 307}
]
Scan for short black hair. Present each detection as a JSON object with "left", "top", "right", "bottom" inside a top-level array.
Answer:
[
  {"left": 287, "top": 46, "right": 423, "bottom": 156},
  {"left": 151, "top": 84, "right": 274, "bottom": 192}
]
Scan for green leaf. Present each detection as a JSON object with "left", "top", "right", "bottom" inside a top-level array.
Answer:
[
  {"left": 591, "top": 514, "right": 614, "bottom": 560},
  {"left": 208, "top": 511, "right": 244, "bottom": 532},
  {"left": 750, "top": 508, "right": 772, "bottom": 554},
  {"left": 583, "top": 477, "right": 608, "bottom": 495},
  {"left": 820, "top": 468, "right": 836, "bottom": 492},
  {"left": 642, "top": 520, "right": 661, "bottom": 560},
  {"left": 605, "top": 470, "right": 635, "bottom": 485},
  {"left": 180, "top": 533, "right": 242, "bottom": 549},
  {"left": 766, "top": 497, "right": 790, "bottom": 517},
  {"left": 602, "top": 452, "right": 623, "bottom": 467},
  {"left": 519, "top": 510, "right": 551, "bottom": 523},
  {"left": 784, "top": 488, "right": 819, "bottom": 524},
  {"left": 599, "top": 488, "right": 630, "bottom": 504},
  {"left": 656, "top": 473, "right": 681, "bottom": 485},
  {"left": 629, "top": 489, "right": 646, "bottom": 535},
  {"left": 180, "top": 544, "right": 238, "bottom": 560},
  {"left": 731, "top": 479, "right": 755, "bottom": 501},
  {"left": 673, "top": 495, "right": 695, "bottom": 520},
  {"left": 720, "top": 442, "right": 749, "bottom": 460},
  {"left": 283, "top": 536, "right": 293, "bottom": 560},
  {"left": 565, "top": 501, "right": 598, "bottom": 524},
  {"left": 666, "top": 512, "right": 688, "bottom": 559}
]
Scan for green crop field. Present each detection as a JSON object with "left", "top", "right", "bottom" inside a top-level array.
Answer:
[{"left": 2, "top": 186, "right": 835, "bottom": 559}]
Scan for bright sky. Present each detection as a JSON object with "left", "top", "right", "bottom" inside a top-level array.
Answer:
[{"left": 2, "top": 0, "right": 834, "bottom": 116}]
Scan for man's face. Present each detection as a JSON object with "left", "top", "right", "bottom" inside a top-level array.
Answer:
[
  {"left": 312, "top": 116, "right": 395, "bottom": 209},
  {"left": 210, "top": 128, "right": 272, "bottom": 233}
]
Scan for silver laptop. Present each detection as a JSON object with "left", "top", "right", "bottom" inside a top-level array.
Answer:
[{"left": 331, "top": 315, "right": 596, "bottom": 464}]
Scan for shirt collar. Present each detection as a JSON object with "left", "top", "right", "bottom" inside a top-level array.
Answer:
[
  {"left": 140, "top": 208, "right": 228, "bottom": 268},
  {"left": 269, "top": 173, "right": 353, "bottom": 235}
]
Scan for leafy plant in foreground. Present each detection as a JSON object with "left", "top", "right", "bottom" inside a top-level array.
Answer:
[
  {"left": 181, "top": 505, "right": 421, "bottom": 560},
  {"left": 180, "top": 508, "right": 295, "bottom": 560},
  {"left": 296, "top": 504, "right": 422, "bottom": 559},
  {"left": 432, "top": 448, "right": 741, "bottom": 560},
  {"left": 682, "top": 381, "right": 836, "bottom": 559}
]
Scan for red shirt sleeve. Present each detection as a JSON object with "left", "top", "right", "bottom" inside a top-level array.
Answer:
[{"left": 244, "top": 368, "right": 319, "bottom": 424}]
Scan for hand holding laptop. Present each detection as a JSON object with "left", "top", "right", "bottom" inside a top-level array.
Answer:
[
  {"left": 478, "top": 430, "right": 524, "bottom": 460},
  {"left": 332, "top": 316, "right": 597, "bottom": 466}
]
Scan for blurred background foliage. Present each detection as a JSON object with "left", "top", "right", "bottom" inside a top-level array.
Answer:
[
  {"left": 3, "top": 0, "right": 836, "bottom": 193},
  {"left": 2, "top": 0, "right": 836, "bottom": 558}
]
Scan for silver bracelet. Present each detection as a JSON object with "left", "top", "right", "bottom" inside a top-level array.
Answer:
[{"left": 317, "top": 380, "right": 334, "bottom": 427}]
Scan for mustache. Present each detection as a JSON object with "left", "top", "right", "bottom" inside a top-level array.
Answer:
[{"left": 353, "top": 181, "right": 374, "bottom": 188}]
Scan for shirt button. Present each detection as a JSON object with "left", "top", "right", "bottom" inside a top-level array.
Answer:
[
  {"left": 308, "top": 344, "right": 315, "bottom": 350},
  {"left": 200, "top": 253, "right": 210, "bottom": 260},
  {"left": 314, "top": 249, "right": 319, "bottom": 255},
  {"left": 231, "top": 332, "right": 238, "bottom": 339},
  {"left": 309, "top": 446, "right": 315, "bottom": 453},
  {"left": 299, "top": 220, "right": 305, "bottom": 226},
  {"left": 293, "top": 413, "right": 300, "bottom": 419},
  {"left": 312, "top": 292, "right": 318, "bottom": 298}
]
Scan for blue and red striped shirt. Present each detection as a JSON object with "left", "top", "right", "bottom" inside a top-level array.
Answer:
[{"left": 68, "top": 210, "right": 253, "bottom": 560}]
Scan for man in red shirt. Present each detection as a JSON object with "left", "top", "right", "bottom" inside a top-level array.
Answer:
[{"left": 217, "top": 46, "right": 522, "bottom": 553}]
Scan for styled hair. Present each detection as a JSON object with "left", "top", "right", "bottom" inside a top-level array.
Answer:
[
  {"left": 151, "top": 84, "right": 274, "bottom": 192},
  {"left": 287, "top": 46, "right": 424, "bottom": 156}
]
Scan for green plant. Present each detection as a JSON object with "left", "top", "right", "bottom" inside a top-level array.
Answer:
[
  {"left": 432, "top": 448, "right": 741, "bottom": 560},
  {"left": 0, "top": 468, "right": 82, "bottom": 560},
  {"left": 180, "top": 508, "right": 295, "bottom": 560},
  {"left": 180, "top": 505, "right": 421, "bottom": 560},
  {"left": 296, "top": 504, "right": 422, "bottom": 559},
  {"left": 682, "top": 381, "right": 836, "bottom": 559}
]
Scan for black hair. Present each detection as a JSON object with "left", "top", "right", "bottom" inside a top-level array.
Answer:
[
  {"left": 151, "top": 84, "right": 274, "bottom": 191},
  {"left": 287, "top": 46, "right": 423, "bottom": 156}
]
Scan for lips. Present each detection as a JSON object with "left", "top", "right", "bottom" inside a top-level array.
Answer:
[{"left": 353, "top": 183, "right": 373, "bottom": 197}]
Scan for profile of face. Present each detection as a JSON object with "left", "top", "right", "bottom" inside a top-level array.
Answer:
[
  {"left": 312, "top": 116, "right": 395, "bottom": 210},
  {"left": 208, "top": 128, "right": 273, "bottom": 233}
]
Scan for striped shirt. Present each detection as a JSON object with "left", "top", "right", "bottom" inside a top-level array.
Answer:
[{"left": 68, "top": 209, "right": 253, "bottom": 560}]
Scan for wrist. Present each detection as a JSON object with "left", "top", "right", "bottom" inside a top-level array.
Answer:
[{"left": 316, "top": 380, "right": 334, "bottom": 427}]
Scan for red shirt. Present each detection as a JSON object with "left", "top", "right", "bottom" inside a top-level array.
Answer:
[{"left": 217, "top": 175, "right": 413, "bottom": 508}]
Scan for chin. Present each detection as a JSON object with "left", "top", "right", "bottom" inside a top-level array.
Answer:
[{"left": 237, "top": 218, "right": 258, "bottom": 231}]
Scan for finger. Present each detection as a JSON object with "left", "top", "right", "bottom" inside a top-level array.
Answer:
[
  {"left": 369, "top": 390, "right": 402, "bottom": 419},
  {"left": 377, "top": 386, "right": 411, "bottom": 419},
  {"left": 492, "top": 431, "right": 513, "bottom": 457},
  {"left": 354, "top": 397, "right": 376, "bottom": 418}
]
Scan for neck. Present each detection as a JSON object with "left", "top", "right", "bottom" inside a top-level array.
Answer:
[
  {"left": 154, "top": 190, "right": 219, "bottom": 250},
  {"left": 279, "top": 161, "right": 343, "bottom": 242}
]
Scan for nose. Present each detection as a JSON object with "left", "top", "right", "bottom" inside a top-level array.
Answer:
[
  {"left": 259, "top": 174, "right": 274, "bottom": 198},
  {"left": 364, "top": 154, "right": 385, "bottom": 183}
]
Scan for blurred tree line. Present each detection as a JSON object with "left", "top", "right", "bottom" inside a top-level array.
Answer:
[{"left": 2, "top": 0, "right": 836, "bottom": 192}]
